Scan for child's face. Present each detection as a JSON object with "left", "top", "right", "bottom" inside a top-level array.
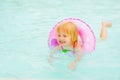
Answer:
[{"left": 57, "top": 32, "right": 71, "bottom": 46}]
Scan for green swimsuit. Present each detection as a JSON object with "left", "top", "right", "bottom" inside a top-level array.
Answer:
[{"left": 62, "top": 49, "right": 70, "bottom": 54}]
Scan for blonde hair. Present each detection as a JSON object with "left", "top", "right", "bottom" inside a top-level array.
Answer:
[{"left": 56, "top": 22, "right": 78, "bottom": 48}]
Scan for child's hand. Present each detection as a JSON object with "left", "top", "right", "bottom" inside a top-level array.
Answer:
[
  {"left": 69, "top": 61, "right": 77, "bottom": 70},
  {"left": 48, "top": 57, "right": 54, "bottom": 64}
]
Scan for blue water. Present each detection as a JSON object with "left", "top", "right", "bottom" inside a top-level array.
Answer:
[{"left": 0, "top": 0, "right": 120, "bottom": 80}]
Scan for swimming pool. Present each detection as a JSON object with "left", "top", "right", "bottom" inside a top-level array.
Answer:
[{"left": 0, "top": 0, "right": 120, "bottom": 80}]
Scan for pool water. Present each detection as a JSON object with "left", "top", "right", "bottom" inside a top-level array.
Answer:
[{"left": 0, "top": 0, "right": 120, "bottom": 80}]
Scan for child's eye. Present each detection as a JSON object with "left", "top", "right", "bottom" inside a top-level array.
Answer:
[
  {"left": 58, "top": 35, "right": 61, "bottom": 37},
  {"left": 63, "top": 35, "right": 67, "bottom": 37}
]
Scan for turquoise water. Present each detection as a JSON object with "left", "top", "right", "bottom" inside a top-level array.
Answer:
[{"left": 0, "top": 0, "right": 120, "bottom": 80}]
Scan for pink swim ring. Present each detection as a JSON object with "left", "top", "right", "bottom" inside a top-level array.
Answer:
[{"left": 48, "top": 18, "right": 96, "bottom": 53}]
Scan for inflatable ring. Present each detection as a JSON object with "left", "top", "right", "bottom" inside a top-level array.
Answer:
[{"left": 48, "top": 18, "right": 96, "bottom": 53}]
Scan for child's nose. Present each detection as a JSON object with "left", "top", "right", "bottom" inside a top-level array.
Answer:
[{"left": 59, "top": 37, "right": 64, "bottom": 40}]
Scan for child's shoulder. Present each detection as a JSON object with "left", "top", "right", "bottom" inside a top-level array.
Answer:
[
  {"left": 54, "top": 45, "right": 61, "bottom": 50},
  {"left": 74, "top": 43, "right": 82, "bottom": 51}
]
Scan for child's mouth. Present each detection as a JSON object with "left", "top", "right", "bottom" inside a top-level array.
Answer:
[{"left": 59, "top": 41, "right": 65, "bottom": 44}]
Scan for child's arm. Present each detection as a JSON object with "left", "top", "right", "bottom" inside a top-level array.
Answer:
[
  {"left": 48, "top": 46, "right": 60, "bottom": 64},
  {"left": 69, "top": 46, "right": 82, "bottom": 70},
  {"left": 74, "top": 47, "right": 82, "bottom": 63},
  {"left": 48, "top": 49, "right": 56, "bottom": 64}
]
